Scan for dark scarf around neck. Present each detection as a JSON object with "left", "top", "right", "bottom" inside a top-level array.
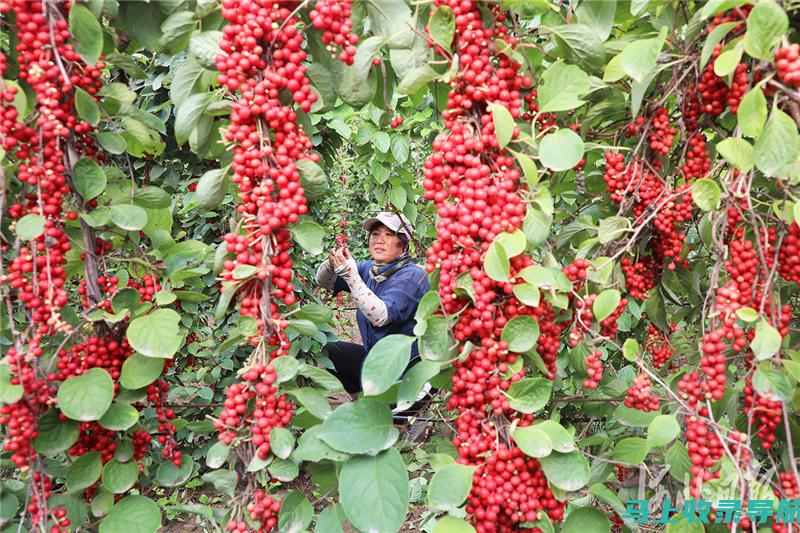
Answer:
[{"left": 369, "top": 253, "right": 411, "bottom": 283}]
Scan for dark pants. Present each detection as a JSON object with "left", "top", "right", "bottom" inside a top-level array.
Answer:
[
  {"left": 325, "top": 340, "right": 422, "bottom": 395},
  {"left": 326, "top": 341, "right": 367, "bottom": 394}
]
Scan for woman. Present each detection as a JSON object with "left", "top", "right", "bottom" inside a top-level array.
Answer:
[{"left": 315, "top": 211, "right": 429, "bottom": 394}]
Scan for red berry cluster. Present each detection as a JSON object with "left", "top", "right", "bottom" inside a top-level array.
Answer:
[
  {"left": 148, "top": 379, "right": 182, "bottom": 466},
  {"left": 390, "top": 115, "right": 404, "bottom": 128},
  {"left": 624, "top": 373, "right": 660, "bottom": 412},
  {"left": 648, "top": 107, "right": 678, "bottom": 156},
  {"left": 621, "top": 256, "right": 657, "bottom": 300},
  {"left": 775, "top": 44, "right": 800, "bottom": 88},
  {"left": 743, "top": 377, "right": 782, "bottom": 450},
  {"left": 423, "top": 1, "right": 566, "bottom": 529},
  {"left": 309, "top": 0, "right": 359, "bottom": 65},
  {"left": 778, "top": 222, "right": 800, "bottom": 285},
  {"left": 582, "top": 349, "right": 603, "bottom": 389},
  {"left": 214, "top": 364, "right": 294, "bottom": 460},
  {"left": 645, "top": 323, "right": 675, "bottom": 369}
]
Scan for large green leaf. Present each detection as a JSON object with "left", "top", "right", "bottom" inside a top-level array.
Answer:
[
  {"left": 743, "top": 0, "right": 788, "bottom": 59},
  {"left": 99, "top": 495, "right": 161, "bottom": 533},
  {"left": 102, "top": 460, "right": 139, "bottom": 494},
  {"left": 562, "top": 507, "right": 610, "bottom": 533},
  {"left": 339, "top": 448, "right": 409, "bottom": 533},
  {"left": 289, "top": 218, "right": 325, "bottom": 255},
  {"left": 538, "top": 129, "right": 584, "bottom": 171},
  {"left": 751, "top": 319, "right": 781, "bottom": 360},
  {"left": 549, "top": 24, "right": 605, "bottom": 72},
  {"left": 593, "top": 289, "right": 621, "bottom": 322},
  {"left": 126, "top": 309, "right": 183, "bottom": 358},
  {"left": 75, "top": 87, "right": 100, "bottom": 126},
  {"left": 69, "top": 4, "right": 103, "bottom": 65},
  {"left": 119, "top": 354, "right": 164, "bottom": 390},
  {"left": 318, "top": 399, "right": 399, "bottom": 454},
  {"left": 278, "top": 491, "right": 313, "bottom": 533},
  {"left": 34, "top": 410, "right": 80, "bottom": 455},
  {"left": 613, "top": 437, "right": 652, "bottom": 465},
  {"left": 15, "top": 214, "right": 45, "bottom": 241},
  {"left": 754, "top": 108, "right": 800, "bottom": 177},
  {"left": 189, "top": 31, "right": 222, "bottom": 70},
  {"left": 427, "top": 464, "right": 476, "bottom": 512},
  {"left": 506, "top": 377, "right": 552, "bottom": 413},
  {"left": 110, "top": 204, "right": 149, "bottom": 231},
  {"left": 484, "top": 240, "right": 509, "bottom": 282},
  {"left": 537, "top": 61, "right": 591, "bottom": 113},
  {"left": 72, "top": 157, "right": 107, "bottom": 200},
  {"left": 539, "top": 451, "right": 590, "bottom": 491},
  {"left": 647, "top": 415, "right": 681, "bottom": 447},
  {"left": 429, "top": 6, "right": 455, "bottom": 50},
  {"left": 361, "top": 335, "right": 414, "bottom": 396},
  {"left": 501, "top": 315, "right": 540, "bottom": 353},
  {"left": 616, "top": 28, "right": 667, "bottom": 82},
  {"left": 99, "top": 403, "right": 140, "bottom": 431},
  {"left": 692, "top": 178, "right": 721, "bottom": 211},
  {"left": 737, "top": 87, "right": 767, "bottom": 138},
  {"left": 488, "top": 102, "right": 515, "bottom": 148},
  {"left": 58, "top": 368, "right": 114, "bottom": 422},
  {"left": 195, "top": 168, "right": 228, "bottom": 210},
  {"left": 67, "top": 452, "right": 103, "bottom": 493}
]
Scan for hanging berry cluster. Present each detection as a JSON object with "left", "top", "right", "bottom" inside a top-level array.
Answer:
[
  {"left": 213, "top": 1, "right": 355, "bottom": 529},
  {"left": 423, "top": 1, "right": 567, "bottom": 530}
]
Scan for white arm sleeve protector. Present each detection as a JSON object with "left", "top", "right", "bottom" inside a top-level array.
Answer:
[
  {"left": 335, "top": 258, "right": 390, "bottom": 327},
  {"left": 315, "top": 259, "right": 337, "bottom": 291}
]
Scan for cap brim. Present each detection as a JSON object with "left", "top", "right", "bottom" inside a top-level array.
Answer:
[{"left": 362, "top": 217, "right": 381, "bottom": 231}]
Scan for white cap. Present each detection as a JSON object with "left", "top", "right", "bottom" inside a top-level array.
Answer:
[{"left": 362, "top": 212, "right": 414, "bottom": 238}]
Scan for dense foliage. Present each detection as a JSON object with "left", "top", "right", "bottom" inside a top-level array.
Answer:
[{"left": 1, "top": 0, "right": 800, "bottom": 532}]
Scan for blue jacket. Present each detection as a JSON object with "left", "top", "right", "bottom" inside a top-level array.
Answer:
[{"left": 333, "top": 258, "right": 430, "bottom": 357}]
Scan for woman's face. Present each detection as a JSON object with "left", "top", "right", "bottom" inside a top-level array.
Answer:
[{"left": 369, "top": 224, "right": 405, "bottom": 263}]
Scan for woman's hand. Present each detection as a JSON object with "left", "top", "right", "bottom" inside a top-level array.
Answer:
[{"left": 329, "top": 246, "right": 351, "bottom": 271}]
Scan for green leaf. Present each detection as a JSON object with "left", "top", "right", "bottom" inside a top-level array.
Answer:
[
  {"left": 537, "top": 61, "right": 591, "bottom": 113},
  {"left": 318, "top": 398, "right": 399, "bottom": 454},
  {"left": 288, "top": 218, "right": 325, "bottom": 255},
  {"left": 174, "top": 93, "right": 209, "bottom": 145},
  {"left": 278, "top": 491, "right": 313, "bottom": 533},
  {"left": 647, "top": 415, "right": 680, "bottom": 446},
  {"left": 751, "top": 319, "right": 782, "bottom": 360},
  {"left": 617, "top": 28, "right": 667, "bottom": 82},
  {"left": 205, "top": 441, "right": 230, "bottom": 469},
  {"left": 99, "top": 403, "right": 140, "bottom": 431},
  {"left": 391, "top": 136, "right": 410, "bottom": 164},
  {"left": 189, "top": 31, "right": 222, "bottom": 70},
  {"left": 713, "top": 44, "right": 743, "bottom": 77},
  {"left": 202, "top": 469, "right": 239, "bottom": 495},
  {"left": 119, "top": 353, "right": 164, "bottom": 390},
  {"left": 506, "top": 377, "right": 552, "bottom": 413},
  {"left": 716, "top": 138, "right": 754, "bottom": 173},
  {"left": 75, "top": 87, "right": 100, "bottom": 126},
  {"left": 488, "top": 102, "right": 515, "bottom": 148},
  {"left": 743, "top": 0, "right": 788, "bottom": 60},
  {"left": 613, "top": 437, "right": 651, "bottom": 465},
  {"left": 67, "top": 451, "right": 103, "bottom": 492},
  {"left": 96, "top": 132, "right": 127, "bottom": 154},
  {"left": 427, "top": 464, "right": 476, "bottom": 512},
  {"left": 561, "top": 507, "right": 611, "bottom": 533},
  {"left": 549, "top": 24, "right": 605, "bottom": 72},
  {"left": 127, "top": 309, "right": 183, "bottom": 358},
  {"left": 396, "top": 360, "right": 440, "bottom": 411},
  {"left": 102, "top": 460, "right": 139, "bottom": 494},
  {"left": 194, "top": 168, "right": 227, "bottom": 210},
  {"left": 293, "top": 425, "right": 350, "bottom": 462},
  {"left": 58, "top": 368, "right": 114, "bottom": 422},
  {"left": 597, "top": 216, "right": 630, "bottom": 244},
  {"left": 501, "top": 315, "right": 540, "bottom": 353},
  {"left": 34, "top": 410, "right": 80, "bottom": 455},
  {"left": 69, "top": 4, "right": 103, "bottom": 65},
  {"left": 361, "top": 335, "right": 414, "bottom": 396},
  {"left": 99, "top": 495, "right": 161, "bottom": 533},
  {"left": 133, "top": 187, "right": 172, "bottom": 209},
  {"left": 296, "top": 159, "right": 329, "bottom": 201},
  {"left": 397, "top": 65, "right": 440, "bottom": 95},
  {"left": 316, "top": 506, "right": 345, "bottom": 533},
  {"left": 665, "top": 514, "right": 705, "bottom": 533},
  {"left": 159, "top": 10, "right": 196, "bottom": 54},
  {"left": 754, "top": 108, "right": 800, "bottom": 177},
  {"left": 429, "top": 6, "right": 455, "bottom": 50},
  {"left": 593, "top": 289, "right": 621, "bottom": 322},
  {"left": 515, "top": 152, "right": 540, "bottom": 188},
  {"left": 170, "top": 55, "right": 208, "bottom": 106},
  {"left": 539, "top": 451, "right": 590, "bottom": 491},
  {"left": 339, "top": 448, "right": 409, "bottom": 533},
  {"left": 737, "top": 87, "right": 767, "bottom": 137},
  {"left": 700, "top": 21, "right": 741, "bottom": 69},
  {"left": 16, "top": 214, "right": 46, "bottom": 241},
  {"left": 622, "top": 339, "right": 640, "bottom": 362},
  {"left": 269, "top": 427, "right": 294, "bottom": 460},
  {"left": 288, "top": 387, "right": 331, "bottom": 420},
  {"left": 432, "top": 516, "right": 477, "bottom": 533},
  {"left": 72, "top": 157, "right": 107, "bottom": 200},
  {"left": 692, "top": 178, "right": 721, "bottom": 211},
  {"left": 539, "top": 129, "right": 584, "bottom": 171},
  {"left": 485, "top": 240, "right": 509, "bottom": 282},
  {"left": 752, "top": 366, "right": 794, "bottom": 402},
  {"left": 110, "top": 204, "right": 149, "bottom": 231},
  {"left": 156, "top": 457, "right": 195, "bottom": 487},
  {"left": 576, "top": 0, "right": 616, "bottom": 41},
  {"left": 736, "top": 307, "right": 759, "bottom": 322},
  {"left": 512, "top": 425, "right": 553, "bottom": 458},
  {"left": 666, "top": 441, "right": 692, "bottom": 482}
]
